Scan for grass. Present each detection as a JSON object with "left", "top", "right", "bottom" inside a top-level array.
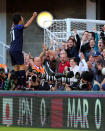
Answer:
[{"left": 0, "top": 126, "right": 95, "bottom": 131}]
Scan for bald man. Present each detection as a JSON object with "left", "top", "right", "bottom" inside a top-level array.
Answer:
[{"left": 30, "top": 57, "right": 45, "bottom": 74}]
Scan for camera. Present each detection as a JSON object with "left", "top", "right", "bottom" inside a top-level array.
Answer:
[
  {"left": 31, "top": 75, "right": 36, "bottom": 82},
  {"left": 70, "top": 71, "right": 94, "bottom": 90},
  {"left": 40, "top": 71, "right": 74, "bottom": 84},
  {"left": 78, "top": 80, "right": 89, "bottom": 90},
  {"left": 10, "top": 70, "right": 17, "bottom": 80},
  {"left": 55, "top": 71, "right": 74, "bottom": 79},
  {"left": 75, "top": 72, "right": 81, "bottom": 79}
]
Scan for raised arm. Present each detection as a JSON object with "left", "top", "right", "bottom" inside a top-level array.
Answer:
[{"left": 24, "top": 12, "right": 37, "bottom": 28}]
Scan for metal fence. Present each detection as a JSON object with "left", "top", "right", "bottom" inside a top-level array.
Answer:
[{"left": 0, "top": 41, "right": 10, "bottom": 64}]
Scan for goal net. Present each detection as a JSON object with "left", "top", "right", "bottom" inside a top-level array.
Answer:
[{"left": 44, "top": 18, "right": 105, "bottom": 49}]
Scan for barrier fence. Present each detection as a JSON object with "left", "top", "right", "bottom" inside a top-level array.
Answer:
[{"left": 0, "top": 91, "right": 105, "bottom": 130}]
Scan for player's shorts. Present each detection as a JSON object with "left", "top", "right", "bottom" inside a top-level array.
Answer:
[{"left": 10, "top": 51, "right": 24, "bottom": 66}]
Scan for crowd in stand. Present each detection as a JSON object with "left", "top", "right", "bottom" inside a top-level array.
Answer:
[{"left": 0, "top": 26, "right": 105, "bottom": 91}]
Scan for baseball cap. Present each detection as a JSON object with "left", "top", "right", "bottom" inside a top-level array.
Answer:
[
  {"left": 93, "top": 84, "right": 100, "bottom": 91},
  {"left": 93, "top": 51, "right": 101, "bottom": 57}
]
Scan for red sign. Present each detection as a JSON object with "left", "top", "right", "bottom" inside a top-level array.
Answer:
[{"left": 51, "top": 99, "right": 63, "bottom": 128}]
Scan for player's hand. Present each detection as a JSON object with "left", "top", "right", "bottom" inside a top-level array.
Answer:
[
  {"left": 42, "top": 44, "right": 47, "bottom": 51},
  {"left": 33, "top": 12, "right": 37, "bottom": 17}
]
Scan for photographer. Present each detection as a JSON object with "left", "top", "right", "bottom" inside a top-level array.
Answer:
[
  {"left": 27, "top": 71, "right": 39, "bottom": 90},
  {"left": 70, "top": 71, "right": 94, "bottom": 91},
  {"left": 26, "top": 67, "right": 50, "bottom": 91},
  {"left": 79, "top": 71, "right": 94, "bottom": 90},
  {"left": 50, "top": 71, "right": 74, "bottom": 91},
  {"left": 0, "top": 67, "right": 7, "bottom": 90},
  {"left": 4, "top": 70, "right": 19, "bottom": 90}
]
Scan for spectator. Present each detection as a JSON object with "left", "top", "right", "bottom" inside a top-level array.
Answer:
[
  {"left": 98, "top": 39, "right": 105, "bottom": 54},
  {"left": 101, "top": 78, "right": 105, "bottom": 91},
  {"left": 72, "top": 29, "right": 81, "bottom": 52},
  {"left": 65, "top": 57, "right": 80, "bottom": 85},
  {"left": 79, "top": 52, "right": 88, "bottom": 73},
  {"left": 87, "top": 53, "right": 95, "bottom": 71},
  {"left": 30, "top": 57, "right": 45, "bottom": 74},
  {"left": 0, "top": 68, "right": 6, "bottom": 90},
  {"left": 66, "top": 38, "right": 78, "bottom": 58},
  {"left": 55, "top": 47, "right": 61, "bottom": 58},
  {"left": 80, "top": 31, "right": 90, "bottom": 55},
  {"left": 95, "top": 48, "right": 105, "bottom": 83},
  {"left": 85, "top": 39, "right": 96, "bottom": 60},
  {"left": 61, "top": 41, "right": 67, "bottom": 50},
  {"left": 100, "top": 25, "right": 105, "bottom": 44},
  {"left": 58, "top": 53, "right": 70, "bottom": 73},
  {"left": 4, "top": 70, "right": 19, "bottom": 90}
]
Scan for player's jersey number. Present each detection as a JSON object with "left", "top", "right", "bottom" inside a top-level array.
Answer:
[{"left": 11, "top": 30, "right": 15, "bottom": 41}]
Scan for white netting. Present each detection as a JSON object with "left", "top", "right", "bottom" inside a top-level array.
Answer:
[
  {"left": 44, "top": 18, "right": 105, "bottom": 49},
  {"left": 0, "top": 41, "right": 10, "bottom": 64}
]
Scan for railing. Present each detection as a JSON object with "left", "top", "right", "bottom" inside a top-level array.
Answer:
[
  {"left": 0, "top": 41, "right": 28, "bottom": 65},
  {"left": 0, "top": 41, "right": 10, "bottom": 64}
]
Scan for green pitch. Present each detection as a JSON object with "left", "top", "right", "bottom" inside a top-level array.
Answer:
[{"left": 0, "top": 127, "right": 95, "bottom": 131}]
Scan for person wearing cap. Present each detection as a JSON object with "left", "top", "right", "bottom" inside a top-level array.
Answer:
[{"left": 93, "top": 51, "right": 102, "bottom": 63}]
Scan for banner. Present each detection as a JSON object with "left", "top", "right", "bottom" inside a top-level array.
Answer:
[{"left": 0, "top": 91, "right": 105, "bottom": 130}]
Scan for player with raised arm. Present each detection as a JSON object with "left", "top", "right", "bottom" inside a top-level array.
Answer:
[{"left": 9, "top": 12, "right": 37, "bottom": 89}]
